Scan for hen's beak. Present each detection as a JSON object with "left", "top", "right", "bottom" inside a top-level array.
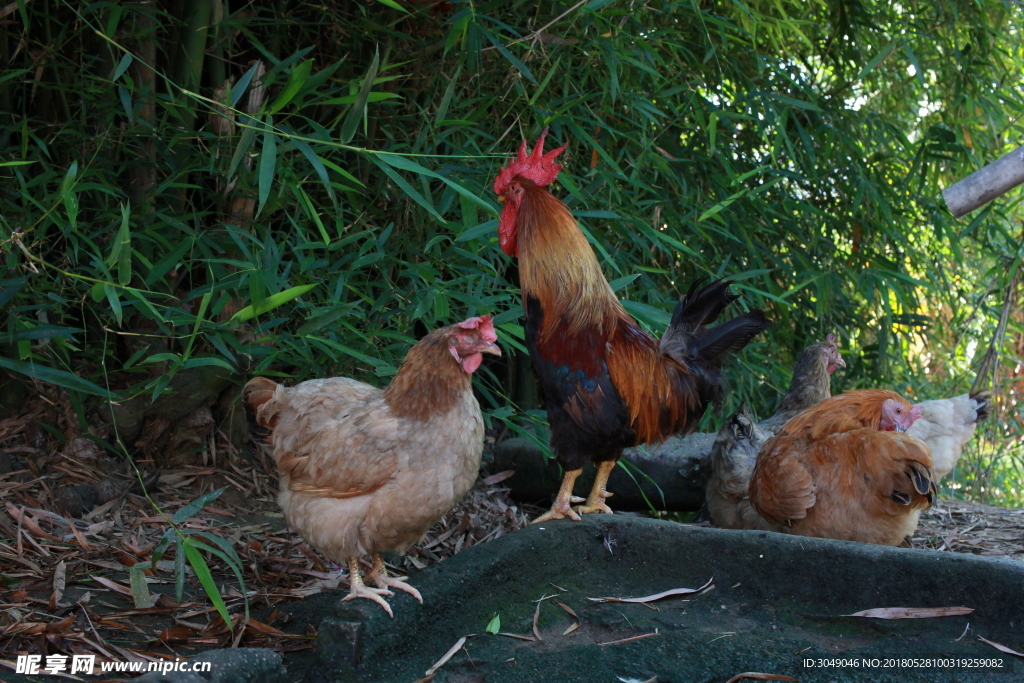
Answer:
[
  {"left": 836, "top": 356, "right": 847, "bottom": 368},
  {"left": 479, "top": 341, "right": 501, "bottom": 356}
]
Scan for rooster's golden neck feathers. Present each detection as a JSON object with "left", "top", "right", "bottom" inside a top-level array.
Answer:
[{"left": 514, "top": 185, "right": 626, "bottom": 338}]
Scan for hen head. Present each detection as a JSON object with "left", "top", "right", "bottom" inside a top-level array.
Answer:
[
  {"left": 448, "top": 315, "right": 501, "bottom": 373},
  {"left": 879, "top": 397, "right": 922, "bottom": 433},
  {"left": 822, "top": 333, "right": 845, "bottom": 375},
  {"left": 492, "top": 127, "right": 567, "bottom": 257}
]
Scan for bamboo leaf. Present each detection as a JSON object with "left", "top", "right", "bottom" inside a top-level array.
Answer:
[
  {"left": 111, "top": 53, "right": 134, "bottom": 81},
  {"left": 371, "top": 0, "right": 409, "bottom": 12},
  {"left": 0, "top": 356, "right": 112, "bottom": 399},
  {"left": 116, "top": 202, "right": 132, "bottom": 286},
  {"left": 856, "top": 38, "right": 897, "bottom": 81},
  {"left": 129, "top": 566, "right": 153, "bottom": 609},
  {"left": 231, "top": 61, "right": 262, "bottom": 108},
  {"left": 376, "top": 152, "right": 497, "bottom": 217},
  {"left": 182, "top": 538, "right": 231, "bottom": 624},
  {"left": 269, "top": 59, "right": 313, "bottom": 114},
  {"left": 172, "top": 488, "right": 227, "bottom": 524},
  {"left": 369, "top": 156, "right": 443, "bottom": 221},
  {"left": 340, "top": 48, "right": 381, "bottom": 143},
  {"left": 231, "top": 284, "right": 319, "bottom": 322},
  {"left": 258, "top": 116, "right": 277, "bottom": 217}
]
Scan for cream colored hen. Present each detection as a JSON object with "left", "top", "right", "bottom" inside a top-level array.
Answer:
[{"left": 243, "top": 316, "right": 500, "bottom": 615}]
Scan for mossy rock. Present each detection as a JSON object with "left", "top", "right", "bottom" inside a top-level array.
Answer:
[{"left": 278, "top": 516, "right": 1023, "bottom": 682}]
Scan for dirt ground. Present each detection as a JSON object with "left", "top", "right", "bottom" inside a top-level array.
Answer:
[{"left": 1, "top": 399, "right": 1022, "bottom": 680}]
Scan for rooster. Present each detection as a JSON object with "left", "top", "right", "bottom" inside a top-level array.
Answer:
[
  {"left": 706, "top": 335, "right": 845, "bottom": 530},
  {"left": 749, "top": 389, "right": 936, "bottom": 546},
  {"left": 493, "top": 129, "right": 770, "bottom": 523},
  {"left": 243, "top": 316, "right": 500, "bottom": 615}
]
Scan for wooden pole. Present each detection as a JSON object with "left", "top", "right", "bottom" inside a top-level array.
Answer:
[{"left": 943, "top": 143, "right": 1024, "bottom": 218}]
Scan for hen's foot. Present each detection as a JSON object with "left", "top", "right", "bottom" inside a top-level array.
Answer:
[
  {"left": 531, "top": 469, "right": 584, "bottom": 524},
  {"left": 369, "top": 554, "right": 423, "bottom": 604},
  {"left": 573, "top": 460, "right": 616, "bottom": 515},
  {"left": 341, "top": 557, "right": 394, "bottom": 617}
]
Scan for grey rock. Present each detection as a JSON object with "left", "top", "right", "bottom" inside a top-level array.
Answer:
[{"left": 133, "top": 648, "right": 286, "bottom": 683}]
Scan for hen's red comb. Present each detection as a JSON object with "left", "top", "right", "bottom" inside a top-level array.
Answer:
[
  {"left": 493, "top": 127, "right": 567, "bottom": 195},
  {"left": 457, "top": 314, "right": 497, "bottom": 342}
]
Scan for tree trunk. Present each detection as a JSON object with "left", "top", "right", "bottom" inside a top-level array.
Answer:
[{"left": 491, "top": 433, "right": 715, "bottom": 512}]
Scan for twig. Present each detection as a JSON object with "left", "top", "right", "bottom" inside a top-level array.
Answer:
[
  {"left": 598, "top": 630, "right": 661, "bottom": 646},
  {"left": 482, "top": 0, "right": 589, "bottom": 52}
]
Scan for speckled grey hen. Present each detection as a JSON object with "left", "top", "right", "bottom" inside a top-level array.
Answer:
[{"left": 242, "top": 316, "right": 500, "bottom": 615}]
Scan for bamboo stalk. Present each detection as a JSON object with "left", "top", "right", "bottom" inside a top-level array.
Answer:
[{"left": 943, "top": 143, "right": 1024, "bottom": 218}]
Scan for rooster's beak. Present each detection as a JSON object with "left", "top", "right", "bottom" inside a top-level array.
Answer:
[
  {"left": 497, "top": 195, "right": 506, "bottom": 203},
  {"left": 479, "top": 342, "right": 501, "bottom": 356}
]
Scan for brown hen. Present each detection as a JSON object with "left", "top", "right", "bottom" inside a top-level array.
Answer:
[
  {"left": 749, "top": 389, "right": 936, "bottom": 546},
  {"left": 243, "top": 316, "right": 500, "bottom": 615}
]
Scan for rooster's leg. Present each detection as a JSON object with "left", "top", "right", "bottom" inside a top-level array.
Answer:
[
  {"left": 573, "top": 459, "right": 616, "bottom": 515},
  {"left": 531, "top": 468, "right": 585, "bottom": 524},
  {"left": 368, "top": 554, "right": 423, "bottom": 604},
  {"left": 341, "top": 557, "right": 394, "bottom": 617}
]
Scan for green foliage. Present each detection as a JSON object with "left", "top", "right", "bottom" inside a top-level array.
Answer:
[
  {"left": 146, "top": 487, "right": 249, "bottom": 624},
  {"left": 1, "top": 0, "right": 1022, "bottom": 501}
]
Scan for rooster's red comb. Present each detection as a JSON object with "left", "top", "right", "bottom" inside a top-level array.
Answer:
[
  {"left": 493, "top": 127, "right": 567, "bottom": 195},
  {"left": 457, "top": 314, "right": 497, "bottom": 343}
]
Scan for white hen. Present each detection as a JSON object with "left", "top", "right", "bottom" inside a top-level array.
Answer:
[{"left": 906, "top": 391, "right": 990, "bottom": 481}]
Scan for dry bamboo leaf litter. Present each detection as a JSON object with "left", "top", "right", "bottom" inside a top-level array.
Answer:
[{"left": 724, "top": 674, "right": 799, "bottom": 683}]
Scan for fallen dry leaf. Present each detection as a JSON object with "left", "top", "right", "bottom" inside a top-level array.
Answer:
[
  {"left": 843, "top": 606, "right": 973, "bottom": 619},
  {"left": 532, "top": 601, "right": 543, "bottom": 641},
  {"left": 978, "top": 636, "right": 1024, "bottom": 658},
  {"left": 481, "top": 470, "right": 515, "bottom": 486},
  {"left": 90, "top": 575, "right": 135, "bottom": 597},
  {"left": 158, "top": 627, "right": 195, "bottom": 642},
  {"left": 424, "top": 635, "right": 469, "bottom": 677},
  {"left": 725, "top": 674, "right": 799, "bottom": 683},
  {"left": 587, "top": 578, "right": 713, "bottom": 604},
  {"left": 48, "top": 559, "right": 66, "bottom": 611},
  {"left": 556, "top": 601, "right": 580, "bottom": 636}
]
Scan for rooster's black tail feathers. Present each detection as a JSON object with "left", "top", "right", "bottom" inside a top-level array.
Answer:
[{"left": 660, "top": 279, "right": 771, "bottom": 369}]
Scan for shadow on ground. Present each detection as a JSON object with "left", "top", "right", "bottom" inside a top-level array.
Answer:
[{"left": 276, "top": 516, "right": 1023, "bottom": 682}]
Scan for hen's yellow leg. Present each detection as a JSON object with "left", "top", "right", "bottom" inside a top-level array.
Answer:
[
  {"left": 574, "top": 460, "right": 616, "bottom": 515},
  {"left": 531, "top": 468, "right": 585, "bottom": 524},
  {"left": 369, "top": 554, "right": 423, "bottom": 604},
  {"left": 341, "top": 557, "right": 394, "bottom": 617}
]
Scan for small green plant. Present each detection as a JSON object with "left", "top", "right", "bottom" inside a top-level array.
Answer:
[
  {"left": 136, "top": 488, "right": 250, "bottom": 625},
  {"left": 485, "top": 613, "right": 501, "bottom": 635}
]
